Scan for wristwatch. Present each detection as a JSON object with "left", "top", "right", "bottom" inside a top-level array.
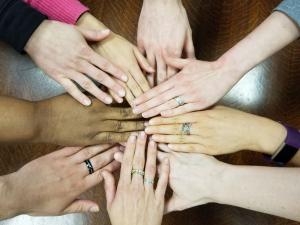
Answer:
[{"left": 270, "top": 125, "right": 300, "bottom": 165}]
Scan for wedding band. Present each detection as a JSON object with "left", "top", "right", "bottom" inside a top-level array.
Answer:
[
  {"left": 174, "top": 96, "right": 185, "bottom": 106},
  {"left": 131, "top": 169, "right": 145, "bottom": 177},
  {"left": 181, "top": 123, "right": 192, "bottom": 135},
  {"left": 144, "top": 178, "right": 154, "bottom": 185},
  {"left": 84, "top": 159, "right": 94, "bottom": 174}
]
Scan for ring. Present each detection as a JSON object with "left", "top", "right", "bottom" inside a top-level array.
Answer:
[
  {"left": 131, "top": 169, "right": 145, "bottom": 177},
  {"left": 84, "top": 159, "right": 94, "bottom": 174},
  {"left": 144, "top": 178, "right": 154, "bottom": 185},
  {"left": 181, "top": 123, "right": 192, "bottom": 135},
  {"left": 174, "top": 96, "right": 185, "bottom": 106}
]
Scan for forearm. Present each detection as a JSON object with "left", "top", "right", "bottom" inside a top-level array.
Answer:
[
  {"left": 0, "top": 96, "right": 38, "bottom": 143},
  {"left": 218, "top": 11, "right": 300, "bottom": 81},
  {"left": 215, "top": 165, "right": 300, "bottom": 221}
]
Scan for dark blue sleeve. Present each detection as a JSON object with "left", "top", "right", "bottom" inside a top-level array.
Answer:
[{"left": 0, "top": 0, "right": 47, "bottom": 52}]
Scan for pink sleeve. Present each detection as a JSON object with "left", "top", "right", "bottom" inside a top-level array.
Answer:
[{"left": 23, "top": 0, "right": 89, "bottom": 24}]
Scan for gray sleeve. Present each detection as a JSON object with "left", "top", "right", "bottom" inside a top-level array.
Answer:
[{"left": 275, "top": 0, "right": 300, "bottom": 27}]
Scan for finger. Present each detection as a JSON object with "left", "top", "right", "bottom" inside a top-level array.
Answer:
[
  {"left": 77, "top": 60, "right": 125, "bottom": 98},
  {"left": 149, "top": 114, "right": 194, "bottom": 125},
  {"left": 144, "top": 140, "right": 157, "bottom": 191},
  {"left": 78, "top": 27, "right": 110, "bottom": 42},
  {"left": 129, "top": 66, "right": 150, "bottom": 93},
  {"left": 115, "top": 79, "right": 135, "bottom": 106},
  {"left": 119, "top": 134, "right": 137, "bottom": 185},
  {"left": 93, "top": 132, "right": 138, "bottom": 144},
  {"left": 157, "top": 151, "right": 169, "bottom": 162},
  {"left": 133, "top": 47, "right": 155, "bottom": 74},
  {"left": 114, "top": 151, "right": 124, "bottom": 163},
  {"left": 140, "top": 90, "right": 180, "bottom": 118},
  {"left": 152, "top": 134, "right": 198, "bottom": 144},
  {"left": 155, "top": 158, "right": 169, "bottom": 199},
  {"left": 164, "top": 55, "right": 191, "bottom": 69},
  {"left": 84, "top": 160, "right": 120, "bottom": 189},
  {"left": 133, "top": 78, "right": 174, "bottom": 107},
  {"left": 59, "top": 78, "right": 91, "bottom": 106},
  {"left": 71, "top": 73, "right": 113, "bottom": 104},
  {"left": 161, "top": 102, "right": 204, "bottom": 117},
  {"left": 145, "top": 124, "right": 183, "bottom": 135},
  {"left": 143, "top": 98, "right": 179, "bottom": 118},
  {"left": 100, "top": 120, "right": 145, "bottom": 132},
  {"left": 167, "top": 66, "right": 177, "bottom": 79},
  {"left": 58, "top": 147, "right": 83, "bottom": 157},
  {"left": 102, "top": 170, "right": 116, "bottom": 208},
  {"left": 71, "top": 144, "right": 113, "bottom": 164},
  {"left": 158, "top": 144, "right": 173, "bottom": 153},
  {"left": 84, "top": 146, "right": 120, "bottom": 176},
  {"left": 156, "top": 54, "right": 167, "bottom": 84},
  {"left": 168, "top": 144, "right": 203, "bottom": 153},
  {"left": 109, "top": 89, "right": 123, "bottom": 104},
  {"left": 146, "top": 50, "right": 156, "bottom": 72},
  {"left": 131, "top": 132, "right": 147, "bottom": 185},
  {"left": 64, "top": 199, "right": 99, "bottom": 213},
  {"left": 106, "top": 107, "right": 142, "bottom": 120},
  {"left": 127, "top": 71, "right": 143, "bottom": 97},
  {"left": 184, "top": 29, "right": 195, "bottom": 59}
]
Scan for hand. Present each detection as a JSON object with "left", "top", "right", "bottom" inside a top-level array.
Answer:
[
  {"left": 1, "top": 145, "right": 121, "bottom": 218},
  {"left": 138, "top": 0, "right": 195, "bottom": 84},
  {"left": 102, "top": 132, "right": 170, "bottom": 225},
  {"left": 133, "top": 58, "right": 239, "bottom": 118},
  {"left": 157, "top": 145, "right": 225, "bottom": 213},
  {"left": 34, "top": 94, "right": 145, "bottom": 145},
  {"left": 92, "top": 33, "right": 154, "bottom": 106},
  {"left": 25, "top": 20, "right": 127, "bottom": 106},
  {"left": 146, "top": 106, "right": 287, "bottom": 155}
]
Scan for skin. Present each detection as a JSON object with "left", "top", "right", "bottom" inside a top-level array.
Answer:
[
  {"left": 156, "top": 148, "right": 300, "bottom": 222},
  {"left": 102, "top": 132, "right": 169, "bottom": 225},
  {"left": 0, "top": 145, "right": 121, "bottom": 219},
  {"left": 0, "top": 94, "right": 145, "bottom": 145},
  {"left": 77, "top": 13, "right": 154, "bottom": 106},
  {"left": 145, "top": 106, "right": 288, "bottom": 155},
  {"left": 25, "top": 20, "right": 127, "bottom": 106},
  {"left": 138, "top": 0, "right": 195, "bottom": 85},
  {"left": 133, "top": 11, "right": 300, "bottom": 117}
]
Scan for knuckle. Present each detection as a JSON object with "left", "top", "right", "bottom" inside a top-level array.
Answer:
[
  {"left": 113, "top": 121, "right": 123, "bottom": 131},
  {"left": 79, "top": 45, "right": 91, "bottom": 57},
  {"left": 147, "top": 165, "right": 156, "bottom": 175},
  {"left": 80, "top": 80, "right": 93, "bottom": 90}
]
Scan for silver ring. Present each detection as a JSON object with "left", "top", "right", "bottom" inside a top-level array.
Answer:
[
  {"left": 144, "top": 178, "right": 154, "bottom": 185},
  {"left": 174, "top": 96, "right": 185, "bottom": 106},
  {"left": 131, "top": 169, "right": 145, "bottom": 176},
  {"left": 181, "top": 123, "right": 192, "bottom": 135}
]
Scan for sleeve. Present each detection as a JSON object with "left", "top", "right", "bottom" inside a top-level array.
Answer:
[
  {"left": 275, "top": 0, "right": 300, "bottom": 27},
  {"left": 23, "top": 0, "right": 89, "bottom": 25},
  {"left": 0, "top": 0, "right": 47, "bottom": 52}
]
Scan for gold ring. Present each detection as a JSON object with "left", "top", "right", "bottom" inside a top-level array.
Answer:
[{"left": 131, "top": 169, "right": 145, "bottom": 176}]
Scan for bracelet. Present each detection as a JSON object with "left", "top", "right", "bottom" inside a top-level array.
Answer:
[{"left": 270, "top": 125, "right": 300, "bottom": 165}]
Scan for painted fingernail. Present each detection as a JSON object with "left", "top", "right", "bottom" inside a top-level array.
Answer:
[
  {"left": 118, "top": 89, "right": 126, "bottom": 97},
  {"left": 90, "top": 206, "right": 99, "bottom": 212}
]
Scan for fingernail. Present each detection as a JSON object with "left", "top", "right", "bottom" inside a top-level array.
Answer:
[
  {"left": 145, "top": 127, "right": 150, "bottom": 133},
  {"left": 105, "top": 97, "right": 113, "bottom": 104},
  {"left": 118, "top": 89, "right": 125, "bottom": 97},
  {"left": 144, "top": 122, "right": 149, "bottom": 126},
  {"left": 129, "top": 135, "right": 136, "bottom": 142},
  {"left": 117, "top": 98, "right": 123, "bottom": 103},
  {"left": 142, "top": 112, "right": 149, "bottom": 118},
  {"left": 122, "top": 75, "right": 128, "bottom": 82},
  {"left": 90, "top": 206, "right": 99, "bottom": 212},
  {"left": 99, "top": 29, "right": 110, "bottom": 35},
  {"left": 84, "top": 98, "right": 91, "bottom": 106},
  {"left": 132, "top": 108, "right": 138, "bottom": 114},
  {"left": 149, "top": 119, "right": 154, "bottom": 125}
]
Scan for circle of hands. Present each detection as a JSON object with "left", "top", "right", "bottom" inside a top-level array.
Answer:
[{"left": 5, "top": 0, "right": 297, "bottom": 224}]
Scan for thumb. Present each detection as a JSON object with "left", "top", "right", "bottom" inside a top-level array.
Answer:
[
  {"left": 64, "top": 199, "right": 100, "bottom": 214},
  {"left": 78, "top": 27, "right": 111, "bottom": 42},
  {"left": 162, "top": 50, "right": 190, "bottom": 69},
  {"left": 165, "top": 195, "right": 183, "bottom": 214},
  {"left": 102, "top": 170, "right": 116, "bottom": 208}
]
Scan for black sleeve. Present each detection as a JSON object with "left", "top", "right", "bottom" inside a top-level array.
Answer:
[{"left": 0, "top": 0, "right": 47, "bottom": 52}]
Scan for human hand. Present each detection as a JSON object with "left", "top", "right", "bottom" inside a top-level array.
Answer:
[
  {"left": 1, "top": 145, "right": 121, "bottom": 218},
  {"left": 138, "top": 0, "right": 194, "bottom": 84},
  {"left": 146, "top": 106, "right": 287, "bottom": 155},
  {"left": 25, "top": 20, "right": 127, "bottom": 106},
  {"left": 102, "top": 132, "right": 169, "bottom": 225},
  {"left": 93, "top": 33, "right": 154, "bottom": 106},
  {"left": 157, "top": 145, "right": 225, "bottom": 213},
  {"left": 133, "top": 58, "right": 239, "bottom": 118},
  {"left": 34, "top": 94, "right": 145, "bottom": 146}
]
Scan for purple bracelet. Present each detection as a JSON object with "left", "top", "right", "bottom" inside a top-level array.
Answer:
[{"left": 284, "top": 125, "right": 300, "bottom": 149}]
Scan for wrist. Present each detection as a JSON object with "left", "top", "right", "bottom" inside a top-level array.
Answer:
[
  {"left": 0, "top": 174, "right": 19, "bottom": 219},
  {"left": 248, "top": 116, "right": 287, "bottom": 155}
]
